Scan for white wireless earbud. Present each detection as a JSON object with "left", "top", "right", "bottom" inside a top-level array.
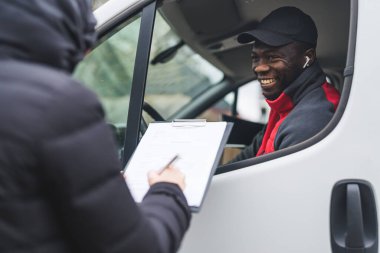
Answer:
[{"left": 303, "top": 56, "right": 311, "bottom": 69}]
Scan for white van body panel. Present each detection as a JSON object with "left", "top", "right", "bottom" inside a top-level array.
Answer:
[
  {"left": 180, "top": 135, "right": 346, "bottom": 252},
  {"left": 179, "top": 0, "right": 380, "bottom": 252}
]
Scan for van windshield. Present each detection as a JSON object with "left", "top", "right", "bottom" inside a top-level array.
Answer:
[{"left": 144, "top": 12, "right": 224, "bottom": 120}]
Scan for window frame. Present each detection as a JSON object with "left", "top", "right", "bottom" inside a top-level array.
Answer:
[
  {"left": 86, "top": 0, "right": 157, "bottom": 166},
  {"left": 121, "top": 0, "right": 157, "bottom": 165},
  {"left": 91, "top": 0, "right": 357, "bottom": 171},
  {"left": 217, "top": 0, "right": 358, "bottom": 174}
]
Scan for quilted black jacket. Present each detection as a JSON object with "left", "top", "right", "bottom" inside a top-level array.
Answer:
[{"left": 0, "top": 1, "right": 191, "bottom": 252}]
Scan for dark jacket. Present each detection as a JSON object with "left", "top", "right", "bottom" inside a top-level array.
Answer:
[
  {"left": 0, "top": 1, "right": 191, "bottom": 252},
  {"left": 231, "top": 62, "right": 340, "bottom": 161}
]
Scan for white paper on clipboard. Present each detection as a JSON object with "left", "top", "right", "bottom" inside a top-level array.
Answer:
[{"left": 124, "top": 120, "right": 232, "bottom": 212}]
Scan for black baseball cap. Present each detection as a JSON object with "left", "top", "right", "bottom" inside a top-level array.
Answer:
[{"left": 237, "top": 6, "right": 318, "bottom": 47}]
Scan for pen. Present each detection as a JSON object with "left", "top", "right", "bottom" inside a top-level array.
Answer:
[{"left": 158, "top": 155, "right": 180, "bottom": 175}]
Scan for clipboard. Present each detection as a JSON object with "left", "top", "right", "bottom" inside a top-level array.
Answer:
[{"left": 124, "top": 119, "right": 233, "bottom": 212}]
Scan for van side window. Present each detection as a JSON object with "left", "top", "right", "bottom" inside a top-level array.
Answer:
[{"left": 73, "top": 14, "right": 142, "bottom": 154}]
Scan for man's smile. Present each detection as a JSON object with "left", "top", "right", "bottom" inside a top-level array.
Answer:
[{"left": 259, "top": 78, "right": 276, "bottom": 88}]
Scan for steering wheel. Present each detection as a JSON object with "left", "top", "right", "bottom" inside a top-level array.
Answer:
[
  {"left": 142, "top": 102, "right": 165, "bottom": 121},
  {"left": 140, "top": 102, "right": 165, "bottom": 136}
]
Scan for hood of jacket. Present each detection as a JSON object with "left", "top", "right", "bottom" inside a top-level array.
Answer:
[{"left": 0, "top": 0, "right": 97, "bottom": 72}]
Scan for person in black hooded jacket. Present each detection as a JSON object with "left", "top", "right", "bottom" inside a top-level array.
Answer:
[{"left": 0, "top": 1, "right": 191, "bottom": 252}]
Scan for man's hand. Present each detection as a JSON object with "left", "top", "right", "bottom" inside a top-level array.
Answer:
[{"left": 148, "top": 165, "right": 186, "bottom": 191}]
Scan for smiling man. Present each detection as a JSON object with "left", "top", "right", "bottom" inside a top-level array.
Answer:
[{"left": 231, "top": 6, "right": 340, "bottom": 161}]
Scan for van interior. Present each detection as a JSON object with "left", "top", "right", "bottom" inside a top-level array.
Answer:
[
  {"left": 83, "top": 0, "right": 352, "bottom": 169},
  {"left": 159, "top": 0, "right": 349, "bottom": 92},
  {"left": 156, "top": 0, "right": 351, "bottom": 169}
]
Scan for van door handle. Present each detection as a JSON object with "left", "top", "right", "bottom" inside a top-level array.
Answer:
[
  {"left": 330, "top": 180, "right": 378, "bottom": 253},
  {"left": 345, "top": 184, "right": 364, "bottom": 249}
]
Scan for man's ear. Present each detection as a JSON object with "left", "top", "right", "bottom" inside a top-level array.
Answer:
[{"left": 304, "top": 48, "right": 316, "bottom": 66}]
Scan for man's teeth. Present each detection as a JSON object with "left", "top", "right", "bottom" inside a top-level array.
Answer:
[{"left": 261, "top": 79, "right": 275, "bottom": 84}]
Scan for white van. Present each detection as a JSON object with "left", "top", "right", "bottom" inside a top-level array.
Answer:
[{"left": 75, "top": 0, "right": 379, "bottom": 252}]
